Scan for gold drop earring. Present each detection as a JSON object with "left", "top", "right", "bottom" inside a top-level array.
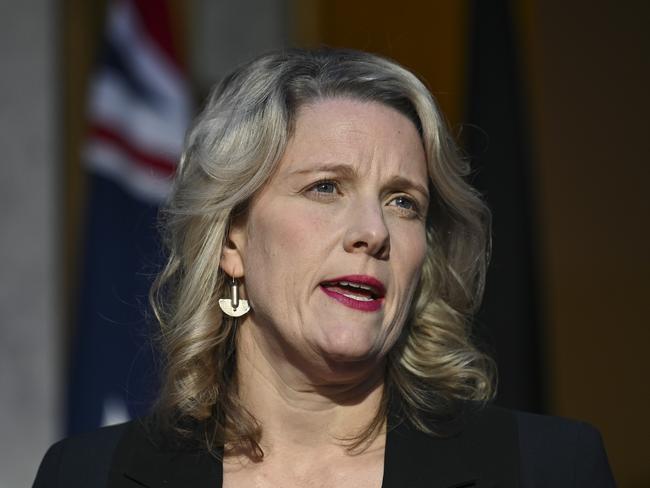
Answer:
[{"left": 218, "top": 276, "right": 250, "bottom": 317}]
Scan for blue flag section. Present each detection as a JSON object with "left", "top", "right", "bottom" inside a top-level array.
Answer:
[
  {"left": 65, "top": 0, "right": 191, "bottom": 435},
  {"left": 66, "top": 174, "right": 162, "bottom": 433}
]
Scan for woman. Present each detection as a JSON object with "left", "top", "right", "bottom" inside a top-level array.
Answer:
[{"left": 34, "top": 48, "right": 615, "bottom": 487}]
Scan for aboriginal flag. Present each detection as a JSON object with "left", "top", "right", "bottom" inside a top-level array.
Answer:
[{"left": 465, "top": 0, "right": 544, "bottom": 412}]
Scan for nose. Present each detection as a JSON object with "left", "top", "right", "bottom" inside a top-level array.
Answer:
[{"left": 343, "top": 200, "right": 390, "bottom": 259}]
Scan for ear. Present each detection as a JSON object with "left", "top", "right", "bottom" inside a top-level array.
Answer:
[{"left": 220, "top": 220, "right": 247, "bottom": 278}]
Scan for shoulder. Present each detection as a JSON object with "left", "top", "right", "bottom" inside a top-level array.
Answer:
[
  {"left": 32, "top": 422, "right": 131, "bottom": 488},
  {"left": 459, "top": 405, "right": 617, "bottom": 487},
  {"left": 394, "top": 403, "right": 616, "bottom": 487},
  {"left": 513, "top": 410, "right": 616, "bottom": 487},
  {"left": 33, "top": 418, "right": 221, "bottom": 488}
]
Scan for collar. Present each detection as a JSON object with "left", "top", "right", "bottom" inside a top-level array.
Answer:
[{"left": 113, "top": 404, "right": 520, "bottom": 488}]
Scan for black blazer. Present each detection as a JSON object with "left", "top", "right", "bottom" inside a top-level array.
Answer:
[{"left": 33, "top": 405, "right": 616, "bottom": 487}]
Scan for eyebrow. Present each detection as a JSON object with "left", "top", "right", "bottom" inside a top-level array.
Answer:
[
  {"left": 288, "top": 163, "right": 429, "bottom": 200},
  {"left": 385, "top": 175, "right": 430, "bottom": 200},
  {"left": 288, "top": 163, "right": 357, "bottom": 179}
]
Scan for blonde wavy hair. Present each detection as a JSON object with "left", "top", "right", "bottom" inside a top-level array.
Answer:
[{"left": 151, "top": 47, "right": 494, "bottom": 458}]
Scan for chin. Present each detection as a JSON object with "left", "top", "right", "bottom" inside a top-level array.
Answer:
[
  {"left": 316, "top": 333, "right": 383, "bottom": 365},
  {"left": 322, "top": 347, "right": 375, "bottom": 363},
  {"left": 299, "top": 332, "right": 388, "bottom": 385}
]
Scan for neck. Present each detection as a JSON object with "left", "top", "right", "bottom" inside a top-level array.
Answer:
[{"left": 232, "top": 320, "right": 387, "bottom": 456}]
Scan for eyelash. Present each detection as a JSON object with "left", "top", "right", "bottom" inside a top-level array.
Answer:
[
  {"left": 390, "top": 195, "right": 419, "bottom": 213},
  {"left": 308, "top": 179, "right": 339, "bottom": 195},
  {"left": 305, "top": 179, "right": 422, "bottom": 218}
]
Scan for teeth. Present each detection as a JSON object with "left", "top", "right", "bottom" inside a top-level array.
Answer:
[
  {"left": 340, "top": 292, "right": 373, "bottom": 301},
  {"left": 338, "top": 281, "right": 373, "bottom": 291}
]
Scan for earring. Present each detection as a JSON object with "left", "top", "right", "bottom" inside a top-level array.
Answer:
[{"left": 219, "top": 276, "right": 250, "bottom": 317}]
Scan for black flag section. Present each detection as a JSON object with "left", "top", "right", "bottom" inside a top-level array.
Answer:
[{"left": 464, "top": 0, "right": 544, "bottom": 411}]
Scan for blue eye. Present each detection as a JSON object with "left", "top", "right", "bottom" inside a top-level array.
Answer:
[
  {"left": 392, "top": 196, "right": 417, "bottom": 210},
  {"left": 304, "top": 180, "right": 340, "bottom": 202},
  {"left": 311, "top": 181, "right": 337, "bottom": 194}
]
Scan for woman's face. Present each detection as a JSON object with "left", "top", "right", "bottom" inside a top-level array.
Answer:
[{"left": 224, "top": 98, "right": 429, "bottom": 380}]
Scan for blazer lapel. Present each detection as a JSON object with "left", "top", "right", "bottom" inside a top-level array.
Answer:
[
  {"left": 382, "top": 404, "right": 520, "bottom": 488},
  {"left": 109, "top": 421, "right": 222, "bottom": 488}
]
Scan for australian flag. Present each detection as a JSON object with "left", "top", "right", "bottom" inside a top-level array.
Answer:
[{"left": 66, "top": 0, "right": 191, "bottom": 435}]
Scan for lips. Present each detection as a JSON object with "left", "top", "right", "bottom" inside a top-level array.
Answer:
[{"left": 320, "top": 275, "right": 386, "bottom": 312}]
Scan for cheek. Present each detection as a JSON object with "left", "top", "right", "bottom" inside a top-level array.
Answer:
[
  {"left": 395, "top": 225, "right": 428, "bottom": 278},
  {"left": 380, "top": 225, "right": 427, "bottom": 343},
  {"left": 255, "top": 211, "right": 320, "bottom": 260},
  {"left": 389, "top": 227, "right": 427, "bottom": 321},
  {"left": 243, "top": 203, "right": 328, "bottom": 296}
]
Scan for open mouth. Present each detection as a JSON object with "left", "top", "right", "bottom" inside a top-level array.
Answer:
[
  {"left": 321, "top": 281, "right": 381, "bottom": 300},
  {"left": 320, "top": 275, "right": 386, "bottom": 311}
]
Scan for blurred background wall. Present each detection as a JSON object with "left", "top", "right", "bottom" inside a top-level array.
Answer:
[
  {"left": 524, "top": 2, "right": 649, "bottom": 484},
  {"left": 0, "top": 1, "right": 58, "bottom": 487},
  {"left": 1, "top": 0, "right": 648, "bottom": 486}
]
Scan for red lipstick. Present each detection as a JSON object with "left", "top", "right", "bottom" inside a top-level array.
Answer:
[{"left": 320, "top": 275, "right": 386, "bottom": 312}]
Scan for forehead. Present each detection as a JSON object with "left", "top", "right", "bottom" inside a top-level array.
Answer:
[
  {"left": 293, "top": 98, "right": 420, "bottom": 143},
  {"left": 278, "top": 98, "right": 427, "bottom": 178}
]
